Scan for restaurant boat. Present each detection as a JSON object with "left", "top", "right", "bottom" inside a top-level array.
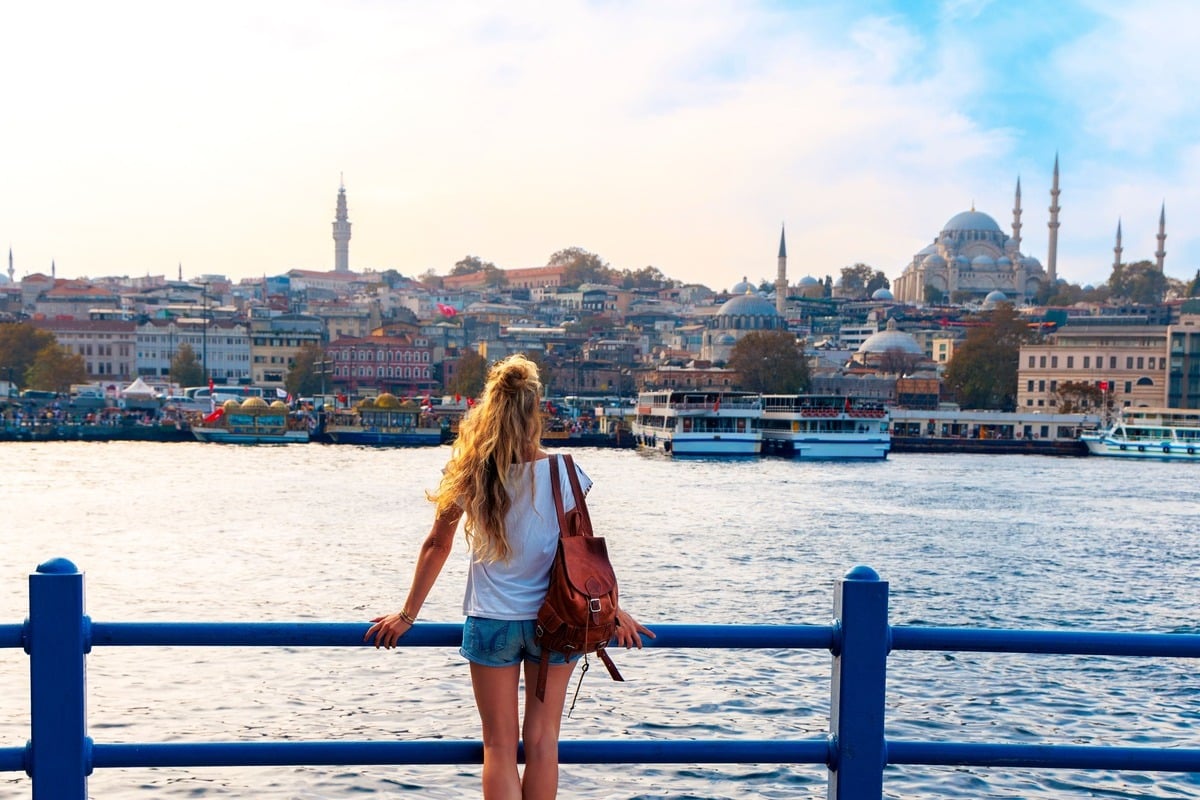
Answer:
[
  {"left": 190, "top": 397, "right": 311, "bottom": 444},
  {"left": 323, "top": 393, "right": 441, "bottom": 446},
  {"left": 1080, "top": 407, "right": 1200, "bottom": 460},
  {"left": 759, "top": 394, "right": 891, "bottom": 459},
  {"left": 631, "top": 390, "right": 762, "bottom": 457}
]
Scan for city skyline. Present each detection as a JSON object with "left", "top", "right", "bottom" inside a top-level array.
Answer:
[{"left": 2, "top": 1, "right": 1198, "bottom": 291}]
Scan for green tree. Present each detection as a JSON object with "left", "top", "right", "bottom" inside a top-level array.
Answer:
[
  {"left": 169, "top": 343, "right": 206, "bottom": 388},
  {"left": 942, "top": 303, "right": 1032, "bottom": 410},
  {"left": 924, "top": 284, "right": 946, "bottom": 304},
  {"left": 448, "top": 349, "right": 488, "bottom": 397},
  {"left": 25, "top": 343, "right": 86, "bottom": 392},
  {"left": 451, "top": 255, "right": 496, "bottom": 276},
  {"left": 727, "top": 330, "right": 810, "bottom": 393},
  {"left": 1187, "top": 270, "right": 1200, "bottom": 297},
  {"left": 839, "top": 263, "right": 887, "bottom": 298},
  {"left": 0, "top": 322, "right": 57, "bottom": 390},
  {"left": 619, "top": 265, "right": 673, "bottom": 290},
  {"left": 285, "top": 342, "right": 328, "bottom": 397},
  {"left": 549, "top": 247, "right": 617, "bottom": 287},
  {"left": 1109, "top": 260, "right": 1168, "bottom": 304}
]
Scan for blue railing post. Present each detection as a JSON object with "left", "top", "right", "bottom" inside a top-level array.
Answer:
[
  {"left": 828, "top": 565, "right": 889, "bottom": 800},
  {"left": 27, "top": 557, "right": 90, "bottom": 799}
]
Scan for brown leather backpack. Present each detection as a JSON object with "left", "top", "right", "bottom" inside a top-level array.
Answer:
[{"left": 534, "top": 454, "right": 623, "bottom": 701}]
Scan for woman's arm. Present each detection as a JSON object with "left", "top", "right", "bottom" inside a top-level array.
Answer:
[
  {"left": 613, "top": 607, "right": 655, "bottom": 649},
  {"left": 365, "top": 507, "right": 463, "bottom": 649}
]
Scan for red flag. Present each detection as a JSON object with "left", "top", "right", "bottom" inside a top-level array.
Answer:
[
  {"left": 1098, "top": 381, "right": 1109, "bottom": 391},
  {"left": 455, "top": 393, "right": 461, "bottom": 403},
  {"left": 436, "top": 302, "right": 458, "bottom": 318},
  {"left": 844, "top": 396, "right": 852, "bottom": 412},
  {"left": 208, "top": 377, "right": 214, "bottom": 392},
  {"left": 713, "top": 396, "right": 721, "bottom": 412},
  {"left": 467, "top": 397, "right": 475, "bottom": 407},
  {"left": 202, "top": 407, "right": 224, "bottom": 424}
]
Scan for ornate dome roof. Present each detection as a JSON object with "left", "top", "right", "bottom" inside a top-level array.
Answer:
[
  {"left": 242, "top": 396, "right": 268, "bottom": 409},
  {"left": 717, "top": 290, "right": 779, "bottom": 318},
  {"left": 798, "top": 275, "right": 820, "bottom": 286},
  {"left": 270, "top": 399, "right": 288, "bottom": 410},
  {"left": 716, "top": 333, "right": 737, "bottom": 345},
  {"left": 922, "top": 253, "right": 946, "bottom": 268},
  {"left": 984, "top": 290, "right": 1008, "bottom": 303},
  {"left": 871, "top": 288, "right": 895, "bottom": 301},
  {"left": 996, "top": 256, "right": 1013, "bottom": 267},
  {"left": 857, "top": 319, "right": 923, "bottom": 355},
  {"left": 730, "top": 276, "right": 756, "bottom": 295},
  {"left": 942, "top": 210, "right": 1003, "bottom": 234},
  {"left": 972, "top": 255, "right": 995, "bottom": 268},
  {"left": 375, "top": 393, "right": 401, "bottom": 409}
]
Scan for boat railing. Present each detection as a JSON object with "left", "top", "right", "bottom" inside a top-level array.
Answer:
[{"left": 5, "top": 559, "right": 1200, "bottom": 799}]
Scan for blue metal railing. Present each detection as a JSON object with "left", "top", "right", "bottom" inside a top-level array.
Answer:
[{"left": 4, "top": 558, "right": 1200, "bottom": 798}]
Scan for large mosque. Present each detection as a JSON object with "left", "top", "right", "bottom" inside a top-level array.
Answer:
[{"left": 891, "top": 163, "right": 1059, "bottom": 304}]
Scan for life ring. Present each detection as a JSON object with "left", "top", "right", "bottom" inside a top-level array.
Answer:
[
  {"left": 1138, "top": 445, "right": 1145, "bottom": 452},
  {"left": 1188, "top": 447, "right": 1195, "bottom": 455},
  {"left": 1163, "top": 445, "right": 1171, "bottom": 454}
]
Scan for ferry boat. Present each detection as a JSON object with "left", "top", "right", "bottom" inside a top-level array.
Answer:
[
  {"left": 1080, "top": 407, "right": 1200, "bottom": 460},
  {"left": 631, "top": 390, "right": 762, "bottom": 457},
  {"left": 190, "top": 397, "right": 311, "bottom": 444},
  {"left": 760, "top": 395, "right": 890, "bottom": 459},
  {"left": 323, "top": 393, "right": 441, "bottom": 446}
]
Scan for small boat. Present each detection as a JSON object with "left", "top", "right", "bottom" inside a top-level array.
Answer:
[
  {"left": 190, "top": 397, "right": 311, "bottom": 444},
  {"left": 631, "top": 390, "right": 762, "bottom": 457},
  {"left": 760, "top": 394, "right": 891, "bottom": 460},
  {"left": 1080, "top": 407, "right": 1200, "bottom": 460},
  {"left": 323, "top": 393, "right": 441, "bottom": 446}
]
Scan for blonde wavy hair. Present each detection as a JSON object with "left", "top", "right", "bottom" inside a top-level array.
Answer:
[{"left": 430, "top": 353, "right": 544, "bottom": 563}]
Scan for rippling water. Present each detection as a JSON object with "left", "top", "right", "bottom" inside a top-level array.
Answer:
[{"left": 2, "top": 443, "right": 1199, "bottom": 798}]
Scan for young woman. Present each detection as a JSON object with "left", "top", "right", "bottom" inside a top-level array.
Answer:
[{"left": 366, "top": 353, "right": 653, "bottom": 800}]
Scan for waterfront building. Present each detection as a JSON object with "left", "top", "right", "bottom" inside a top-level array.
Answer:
[
  {"left": 1166, "top": 316, "right": 1200, "bottom": 408},
  {"left": 31, "top": 318, "right": 137, "bottom": 384},
  {"left": 646, "top": 363, "right": 737, "bottom": 391},
  {"left": 1017, "top": 324, "right": 1169, "bottom": 410},
  {"left": 327, "top": 330, "right": 436, "bottom": 397},
  {"left": 136, "top": 317, "right": 251, "bottom": 384},
  {"left": 249, "top": 313, "right": 323, "bottom": 388}
]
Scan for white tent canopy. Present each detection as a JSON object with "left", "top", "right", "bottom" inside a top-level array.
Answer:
[{"left": 121, "top": 377, "right": 157, "bottom": 397}]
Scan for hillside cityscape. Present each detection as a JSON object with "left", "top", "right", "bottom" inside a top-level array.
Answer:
[{"left": 2, "top": 172, "right": 1199, "bottom": 414}]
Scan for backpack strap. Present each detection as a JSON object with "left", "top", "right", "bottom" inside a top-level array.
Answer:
[
  {"left": 560, "top": 454, "right": 593, "bottom": 536},
  {"left": 548, "top": 454, "right": 570, "bottom": 537}
]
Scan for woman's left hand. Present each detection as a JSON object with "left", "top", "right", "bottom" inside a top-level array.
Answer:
[
  {"left": 365, "top": 613, "right": 412, "bottom": 649},
  {"left": 613, "top": 608, "right": 655, "bottom": 649}
]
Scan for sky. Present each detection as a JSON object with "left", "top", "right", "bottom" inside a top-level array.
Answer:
[{"left": 2, "top": 0, "right": 1199, "bottom": 292}]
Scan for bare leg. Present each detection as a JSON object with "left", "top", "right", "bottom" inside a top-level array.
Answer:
[
  {"left": 470, "top": 662, "right": 523, "bottom": 800},
  {"left": 521, "top": 659, "right": 577, "bottom": 800}
]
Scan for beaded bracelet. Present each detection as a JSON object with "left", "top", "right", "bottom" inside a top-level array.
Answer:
[{"left": 399, "top": 608, "right": 417, "bottom": 625}]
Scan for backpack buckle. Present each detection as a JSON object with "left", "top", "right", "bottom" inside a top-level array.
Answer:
[{"left": 589, "top": 598, "right": 602, "bottom": 613}]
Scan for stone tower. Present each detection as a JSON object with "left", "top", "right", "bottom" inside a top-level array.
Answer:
[
  {"left": 1047, "top": 155, "right": 1061, "bottom": 285},
  {"left": 333, "top": 177, "right": 352, "bottom": 274},
  {"left": 1155, "top": 203, "right": 1167, "bottom": 272},
  {"left": 1011, "top": 177, "right": 1022, "bottom": 253},
  {"left": 775, "top": 224, "right": 787, "bottom": 316}
]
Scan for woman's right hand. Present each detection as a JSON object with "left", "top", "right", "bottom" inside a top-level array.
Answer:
[
  {"left": 365, "top": 613, "right": 412, "bottom": 649},
  {"left": 613, "top": 608, "right": 655, "bottom": 649}
]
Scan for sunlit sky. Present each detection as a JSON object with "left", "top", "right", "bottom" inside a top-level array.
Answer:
[{"left": 2, "top": 1, "right": 1198, "bottom": 292}]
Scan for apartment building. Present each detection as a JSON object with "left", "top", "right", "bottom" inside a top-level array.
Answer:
[{"left": 1018, "top": 324, "right": 1168, "bottom": 410}]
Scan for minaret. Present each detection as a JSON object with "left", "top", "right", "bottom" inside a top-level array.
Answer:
[
  {"left": 1047, "top": 154, "right": 1061, "bottom": 284},
  {"left": 775, "top": 224, "right": 787, "bottom": 316},
  {"left": 178, "top": 262, "right": 183, "bottom": 281},
  {"left": 332, "top": 176, "right": 352, "bottom": 273},
  {"left": 1155, "top": 203, "right": 1167, "bottom": 272},
  {"left": 1113, "top": 219, "right": 1123, "bottom": 272},
  {"left": 7, "top": 248, "right": 13, "bottom": 284},
  {"left": 51, "top": 260, "right": 56, "bottom": 280},
  {"left": 1011, "top": 177, "right": 1022, "bottom": 252}
]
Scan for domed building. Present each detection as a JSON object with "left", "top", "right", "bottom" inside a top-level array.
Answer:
[
  {"left": 700, "top": 288, "right": 788, "bottom": 363},
  {"left": 850, "top": 319, "right": 926, "bottom": 370},
  {"left": 892, "top": 172, "right": 1058, "bottom": 304}
]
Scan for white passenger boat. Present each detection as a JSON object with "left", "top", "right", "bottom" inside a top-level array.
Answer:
[
  {"left": 1080, "top": 407, "right": 1200, "bottom": 460},
  {"left": 631, "top": 390, "right": 762, "bottom": 457},
  {"left": 190, "top": 397, "right": 311, "bottom": 444},
  {"left": 760, "top": 395, "right": 891, "bottom": 459}
]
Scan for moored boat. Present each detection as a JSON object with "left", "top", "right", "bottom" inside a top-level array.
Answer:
[
  {"left": 190, "top": 397, "right": 311, "bottom": 444},
  {"left": 1080, "top": 407, "right": 1200, "bottom": 460},
  {"left": 631, "top": 390, "right": 762, "bottom": 457},
  {"left": 323, "top": 393, "right": 441, "bottom": 446},
  {"left": 760, "top": 394, "right": 890, "bottom": 459}
]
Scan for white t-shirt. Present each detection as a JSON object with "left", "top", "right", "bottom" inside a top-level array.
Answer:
[{"left": 462, "top": 455, "right": 592, "bottom": 620}]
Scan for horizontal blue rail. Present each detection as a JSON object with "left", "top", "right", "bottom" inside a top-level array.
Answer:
[{"left": 5, "top": 558, "right": 1200, "bottom": 798}]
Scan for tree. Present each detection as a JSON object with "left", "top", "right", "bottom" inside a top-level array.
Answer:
[
  {"left": 169, "top": 343, "right": 206, "bottom": 388},
  {"left": 1109, "top": 260, "right": 1168, "bottom": 304},
  {"left": 549, "top": 247, "right": 617, "bottom": 287},
  {"left": 924, "top": 284, "right": 946, "bottom": 304},
  {"left": 0, "top": 322, "right": 57, "bottom": 390},
  {"left": 1055, "top": 380, "right": 1105, "bottom": 414},
  {"left": 1188, "top": 270, "right": 1200, "bottom": 297},
  {"left": 285, "top": 342, "right": 328, "bottom": 397},
  {"left": 942, "top": 303, "right": 1032, "bottom": 410},
  {"left": 417, "top": 268, "right": 444, "bottom": 290},
  {"left": 877, "top": 347, "right": 922, "bottom": 376},
  {"left": 727, "top": 330, "right": 810, "bottom": 393},
  {"left": 447, "top": 349, "right": 487, "bottom": 397},
  {"left": 619, "top": 265, "right": 673, "bottom": 290},
  {"left": 24, "top": 343, "right": 86, "bottom": 392},
  {"left": 451, "top": 255, "right": 496, "bottom": 276},
  {"left": 839, "top": 264, "right": 888, "bottom": 298}
]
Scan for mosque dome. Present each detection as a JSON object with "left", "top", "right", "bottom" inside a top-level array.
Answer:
[
  {"left": 858, "top": 319, "right": 923, "bottom": 355},
  {"left": 922, "top": 253, "right": 946, "bottom": 268},
  {"left": 717, "top": 290, "right": 779, "bottom": 318},
  {"left": 982, "top": 290, "right": 1009, "bottom": 309},
  {"left": 942, "top": 210, "right": 1003, "bottom": 234},
  {"left": 917, "top": 243, "right": 938, "bottom": 257},
  {"left": 799, "top": 275, "right": 820, "bottom": 286},
  {"left": 1020, "top": 256, "right": 1042, "bottom": 269},
  {"left": 716, "top": 333, "right": 737, "bottom": 346},
  {"left": 996, "top": 255, "right": 1013, "bottom": 267},
  {"left": 730, "top": 276, "right": 757, "bottom": 295},
  {"left": 871, "top": 288, "right": 895, "bottom": 301},
  {"left": 954, "top": 255, "right": 970, "bottom": 268},
  {"left": 972, "top": 255, "right": 995, "bottom": 269}
]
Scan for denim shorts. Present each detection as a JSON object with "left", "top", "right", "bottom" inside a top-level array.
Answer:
[{"left": 460, "top": 616, "right": 579, "bottom": 668}]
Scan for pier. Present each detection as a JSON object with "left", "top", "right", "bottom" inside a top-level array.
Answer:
[{"left": 4, "top": 558, "right": 1200, "bottom": 798}]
